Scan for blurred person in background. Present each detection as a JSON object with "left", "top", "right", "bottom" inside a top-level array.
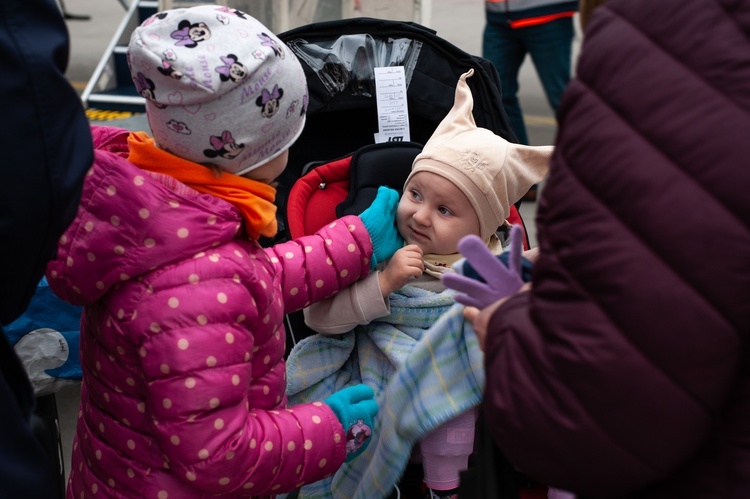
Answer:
[{"left": 482, "top": 0, "right": 578, "bottom": 201}]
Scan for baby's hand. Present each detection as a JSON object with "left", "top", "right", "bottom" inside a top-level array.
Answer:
[{"left": 378, "top": 244, "right": 424, "bottom": 296}]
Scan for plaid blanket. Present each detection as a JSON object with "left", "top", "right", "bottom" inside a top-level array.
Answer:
[
  {"left": 285, "top": 288, "right": 484, "bottom": 499},
  {"left": 286, "top": 286, "right": 455, "bottom": 401}
]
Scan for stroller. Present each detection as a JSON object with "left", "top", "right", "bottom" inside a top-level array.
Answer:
[
  {"left": 272, "top": 17, "right": 530, "bottom": 353},
  {"left": 272, "top": 17, "right": 541, "bottom": 499}
]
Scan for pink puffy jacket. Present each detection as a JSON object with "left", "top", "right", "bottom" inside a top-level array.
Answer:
[{"left": 47, "top": 126, "right": 373, "bottom": 498}]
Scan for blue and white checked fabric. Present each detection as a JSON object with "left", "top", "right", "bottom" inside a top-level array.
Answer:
[{"left": 285, "top": 290, "right": 484, "bottom": 499}]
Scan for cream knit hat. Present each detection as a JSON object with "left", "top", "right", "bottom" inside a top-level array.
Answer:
[
  {"left": 406, "top": 69, "right": 552, "bottom": 241},
  {"left": 127, "top": 5, "right": 308, "bottom": 175}
]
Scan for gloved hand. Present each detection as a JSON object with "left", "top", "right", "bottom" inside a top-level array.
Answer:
[
  {"left": 441, "top": 224, "right": 527, "bottom": 309},
  {"left": 359, "top": 186, "right": 404, "bottom": 270},
  {"left": 462, "top": 244, "right": 534, "bottom": 284},
  {"left": 324, "top": 384, "right": 379, "bottom": 462}
]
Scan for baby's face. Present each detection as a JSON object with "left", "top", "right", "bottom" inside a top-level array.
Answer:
[{"left": 396, "top": 171, "right": 480, "bottom": 255}]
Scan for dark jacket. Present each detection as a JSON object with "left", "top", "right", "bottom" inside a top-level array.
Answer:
[
  {"left": 483, "top": 0, "right": 750, "bottom": 497},
  {"left": 0, "top": 0, "right": 93, "bottom": 497},
  {"left": 0, "top": 0, "right": 92, "bottom": 325}
]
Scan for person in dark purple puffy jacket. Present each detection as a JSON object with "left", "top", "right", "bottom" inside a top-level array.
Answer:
[{"left": 454, "top": 0, "right": 750, "bottom": 497}]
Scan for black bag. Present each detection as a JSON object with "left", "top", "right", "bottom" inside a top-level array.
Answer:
[
  {"left": 0, "top": 330, "right": 65, "bottom": 498},
  {"left": 459, "top": 404, "right": 520, "bottom": 499}
]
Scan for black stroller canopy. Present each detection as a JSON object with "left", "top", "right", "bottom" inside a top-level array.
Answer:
[{"left": 277, "top": 17, "right": 516, "bottom": 185}]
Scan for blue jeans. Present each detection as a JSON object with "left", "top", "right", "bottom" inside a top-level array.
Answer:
[{"left": 482, "top": 17, "right": 574, "bottom": 145}]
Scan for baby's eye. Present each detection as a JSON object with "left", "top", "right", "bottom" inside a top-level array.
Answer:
[
  {"left": 438, "top": 206, "right": 453, "bottom": 216},
  {"left": 409, "top": 190, "right": 422, "bottom": 201}
]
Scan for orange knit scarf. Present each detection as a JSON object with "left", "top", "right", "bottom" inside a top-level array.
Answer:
[{"left": 127, "top": 132, "right": 277, "bottom": 240}]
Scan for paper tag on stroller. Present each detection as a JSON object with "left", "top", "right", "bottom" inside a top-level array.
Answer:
[{"left": 374, "top": 66, "right": 411, "bottom": 143}]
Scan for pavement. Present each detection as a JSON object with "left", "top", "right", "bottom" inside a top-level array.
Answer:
[{"left": 55, "top": 0, "right": 581, "bottom": 487}]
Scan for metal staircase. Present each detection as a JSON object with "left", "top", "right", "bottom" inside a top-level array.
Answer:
[{"left": 80, "top": 0, "right": 158, "bottom": 113}]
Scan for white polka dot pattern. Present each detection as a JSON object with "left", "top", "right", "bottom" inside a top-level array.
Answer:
[{"left": 47, "top": 129, "right": 372, "bottom": 498}]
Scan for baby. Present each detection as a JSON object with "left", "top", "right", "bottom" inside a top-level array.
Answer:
[{"left": 289, "top": 69, "right": 552, "bottom": 498}]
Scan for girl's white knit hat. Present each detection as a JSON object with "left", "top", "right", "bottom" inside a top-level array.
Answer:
[
  {"left": 406, "top": 69, "right": 552, "bottom": 241},
  {"left": 127, "top": 5, "right": 308, "bottom": 175}
]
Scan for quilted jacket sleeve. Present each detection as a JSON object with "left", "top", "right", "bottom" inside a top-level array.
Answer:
[
  {"left": 130, "top": 246, "right": 349, "bottom": 496},
  {"left": 265, "top": 215, "right": 373, "bottom": 313},
  {"left": 481, "top": 1, "right": 750, "bottom": 496}
]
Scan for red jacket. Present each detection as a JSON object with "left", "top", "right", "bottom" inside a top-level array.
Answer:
[{"left": 483, "top": 0, "right": 750, "bottom": 497}]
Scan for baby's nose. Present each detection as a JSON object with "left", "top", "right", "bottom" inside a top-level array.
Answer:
[{"left": 413, "top": 208, "right": 430, "bottom": 225}]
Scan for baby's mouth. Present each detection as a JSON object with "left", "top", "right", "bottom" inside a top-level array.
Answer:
[{"left": 409, "top": 226, "right": 429, "bottom": 241}]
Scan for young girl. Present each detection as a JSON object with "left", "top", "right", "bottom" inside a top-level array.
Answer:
[
  {"left": 286, "top": 69, "right": 553, "bottom": 498},
  {"left": 45, "top": 6, "right": 398, "bottom": 498}
]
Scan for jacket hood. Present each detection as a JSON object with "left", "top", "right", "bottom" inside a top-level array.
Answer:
[{"left": 46, "top": 126, "right": 244, "bottom": 306}]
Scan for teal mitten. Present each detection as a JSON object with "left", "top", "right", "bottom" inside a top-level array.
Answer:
[
  {"left": 359, "top": 186, "right": 404, "bottom": 270},
  {"left": 324, "top": 384, "right": 379, "bottom": 462}
]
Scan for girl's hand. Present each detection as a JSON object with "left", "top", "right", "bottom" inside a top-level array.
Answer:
[{"left": 359, "top": 186, "right": 404, "bottom": 270}]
